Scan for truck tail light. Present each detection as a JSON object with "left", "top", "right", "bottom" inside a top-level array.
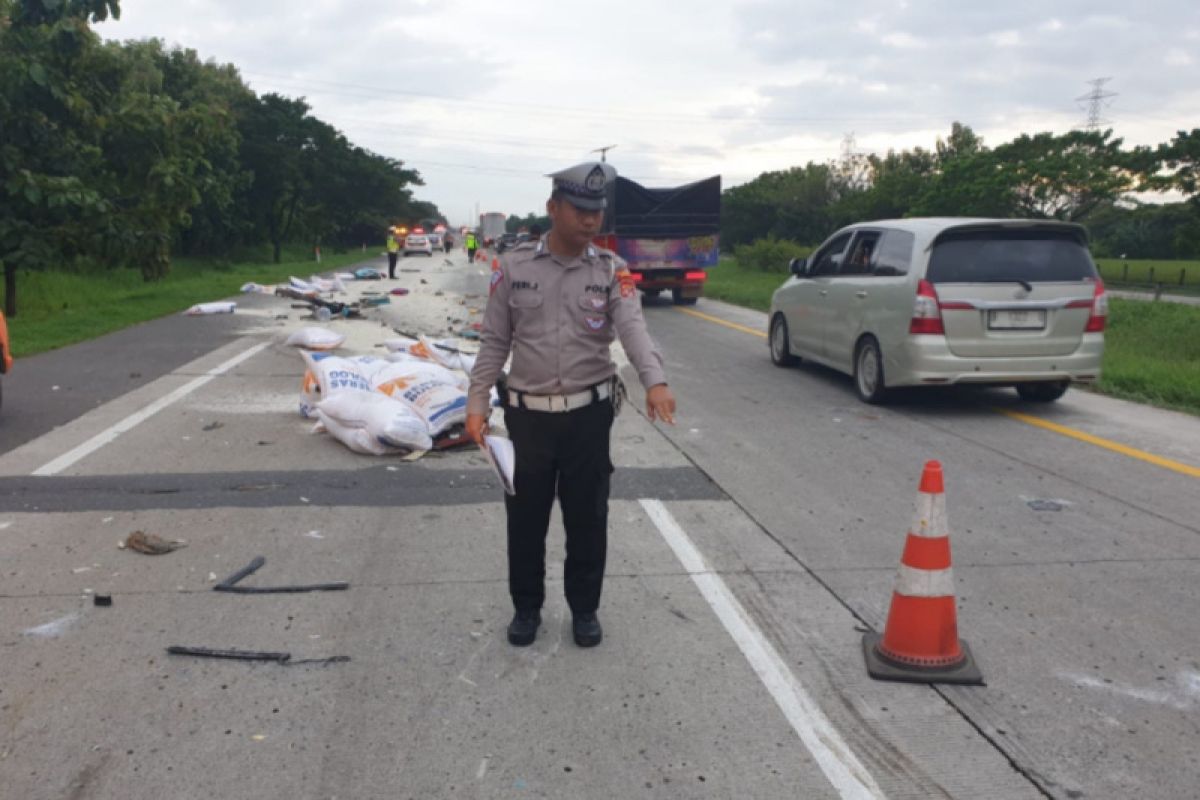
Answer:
[
  {"left": 684, "top": 271, "right": 707, "bottom": 282},
  {"left": 629, "top": 272, "right": 644, "bottom": 283},
  {"left": 910, "top": 280, "right": 945, "bottom": 335}
]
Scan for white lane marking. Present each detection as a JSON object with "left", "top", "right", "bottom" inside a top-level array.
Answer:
[
  {"left": 639, "top": 499, "right": 886, "bottom": 800},
  {"left": 32, "top": 342, "right": 270, "bottom": 476}
]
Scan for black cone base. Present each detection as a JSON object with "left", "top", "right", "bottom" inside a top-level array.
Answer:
[{"left": 862, "top": 632, "right": 984, "bottom": 685}]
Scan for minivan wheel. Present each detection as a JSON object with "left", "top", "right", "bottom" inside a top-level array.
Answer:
[
  {"left": 1015, "top": 380, "right": 1069, "bottom": 402},
  {"left": 769, "top": 315, "right": 798, "bottom": 366},
  {"left": 854, "top": 337, "right": 888, "bottom": 404}
]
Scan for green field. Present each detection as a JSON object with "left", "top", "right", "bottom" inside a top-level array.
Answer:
[
  {"left": 703, "top": 257, "right": 785, "bottom": 312},
  {"left": 704, "top": 257, "right": 1200, "bottom": 415},
  {"left": 1095, "top": 258, "right": 1200, "bottom": 290},
  {"left": 5, "top": 248, "right": 375, "bottom": 358}
]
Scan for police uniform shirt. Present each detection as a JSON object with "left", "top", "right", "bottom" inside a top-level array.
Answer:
[{"left": 466, "top": 239, "right": 666, "bottom": 415}]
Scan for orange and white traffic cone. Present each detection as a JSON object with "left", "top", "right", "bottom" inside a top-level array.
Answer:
[
  {"left": 491, "top": 256, "right": 500, "bottom": 272},
  {"left": 862, "top": 460, "right": 983, "bottom": 684}
]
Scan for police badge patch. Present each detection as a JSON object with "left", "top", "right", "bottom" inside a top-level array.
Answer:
[
  {"left": 489, "top": 268, "right": 503, "bottom": 295},
  {"left": 583, "top": 315, "right": 607, "bottom": 331},
  {"left": 585, "top": 165, "right": 606, "bottom": 193},
  {"left": 588, "top": 296, "right": 607, "bottom": 310},
  {"left": 617, "top": 267, "right": 636, "bottom": 299}
]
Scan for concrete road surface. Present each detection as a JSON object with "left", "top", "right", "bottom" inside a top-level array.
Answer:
[{"left": 1, "top": 250, "right": 1197, "bottom": 800}]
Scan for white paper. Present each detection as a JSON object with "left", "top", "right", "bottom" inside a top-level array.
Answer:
[{"left": 480, "top": 435, "right": 516, "bottom": 495}]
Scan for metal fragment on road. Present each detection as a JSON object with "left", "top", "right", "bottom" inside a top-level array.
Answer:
[{"left": 213, "top": 555, "right": 349, "bottom": 594}]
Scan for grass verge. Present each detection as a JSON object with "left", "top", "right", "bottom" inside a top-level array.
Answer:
[
  {"left": 703, "top": 257, "right": 785, "bottom": 312},
  {"left": 1095, "top": 298, "right": 1200, "bottom": 414},
  {"left": 702, "top": 258, "right": 1200, "bottom": 416},
  {"left": 5, "top": 248, "right": 375, "bottom": 358}
]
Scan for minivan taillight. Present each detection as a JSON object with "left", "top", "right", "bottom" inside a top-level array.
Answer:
[
  {"left": 1068, "top": 278, "right": 1108, "bottom": 332},
  {"left": 1086, "top": 278, "right": 1108, "bottom": 332},
  {"left": 910, "top": 280, "right": 945, "bottom": 335}
]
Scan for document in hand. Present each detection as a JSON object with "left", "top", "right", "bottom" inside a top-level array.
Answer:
[{"left": 480, "top": 435, "right": 516, "bottom": 495}]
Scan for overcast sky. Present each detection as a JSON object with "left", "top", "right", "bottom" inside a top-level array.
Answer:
[{"left": 97, "top": 1, "right": 1199, "bottom": 227}]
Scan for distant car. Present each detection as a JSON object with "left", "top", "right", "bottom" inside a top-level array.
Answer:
[
  {"left": 427, "top": 233, "right": 443, "bottom": 250},
  {"left": 496, "top": 232, "right": 519, "bottom": 253},
  {"left": 0, "top": 309, "right": 11, "bottom": 410},
  {"left": 768, "top": 218, "right": 1107, "bottom": 404},
  {"left": 404, "top": 234, "right": 433, "bottom": 256}
]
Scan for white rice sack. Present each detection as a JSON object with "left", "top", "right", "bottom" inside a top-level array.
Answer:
[
  {"left": 289, "top": 276, "right": 318, "bottom": 293},
  {"left": 286, "top": 326, "right": 346, "bottom": 351},
  {"left": 308, "top": 275, "right": 336, "bottom": 293},
  {"left": 419, "top": 334, "right": 456, "bottom": 368},
  {"left": 299, "top": 351, "right": 373, "bottom": 416},
  {"left": 344, "top": 354, "right": 391, "bottom": 384},
  {"left": 372, "top": 359, "right": 466, "bottom": 396},
  {"left": 316, "top": 411, "right": 423, "bottom": 456},
  {"left": 184, "top": 301, "right": 236, "bottom": 315},
  {"left": 317, "top": 390, "right": 432, "bottom": 453},
  {"left": 383, "top": 336, "right": 421, "bottom": 354},
  {"left": 335, "top": 272, "right": 356, "bottom": 282},
  {"left": 385, "top": 380, "right": 468, "bottom": 435}
]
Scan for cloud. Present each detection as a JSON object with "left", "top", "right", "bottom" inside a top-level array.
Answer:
[{"left": 95, "top": 0, "right": 1200, "bottom": 222}]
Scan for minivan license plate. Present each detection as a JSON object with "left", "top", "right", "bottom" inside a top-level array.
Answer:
[{"left": 988, "top": 309, "right": 1046, "bottom": 330}]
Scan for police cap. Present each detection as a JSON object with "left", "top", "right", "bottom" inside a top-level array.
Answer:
[{"left": 547, "top": 161, "right": 615, "bottom": 210}]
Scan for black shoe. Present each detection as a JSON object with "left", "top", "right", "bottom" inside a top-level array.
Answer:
[
  {"left": 572, "top": 612, "right": 603, "bottom": 648},
  {"left": 507, "top": 610, "right": 541, "bottom": 647}
]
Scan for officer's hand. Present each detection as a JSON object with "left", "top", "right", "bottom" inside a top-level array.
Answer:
[
  {"left": 645, "top": 384, "right": 676, "bottom": 425},
  {"left": 465, "top": 413, "right": 489, "bottom": 445}
]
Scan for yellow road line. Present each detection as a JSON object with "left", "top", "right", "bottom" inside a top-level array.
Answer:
[
  {"left": 996, "top": 409, "right": 1200, "bottom": 478},
  {"left": 673, "top": 305, "right": 1199, "bottom": 478},
  {"left": 674, "top": 307, "right": 767, "bottom": 338}
]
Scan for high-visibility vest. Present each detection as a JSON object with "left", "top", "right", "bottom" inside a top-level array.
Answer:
[
  {"left": 465, "top": 234, "right": 477, "bottom": 248},
  {"left": 386, "top": 235, "right": 400, "bottom": 253}
]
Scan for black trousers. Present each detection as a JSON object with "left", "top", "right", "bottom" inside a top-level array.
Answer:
[
  {"left": 466, "top": 247, "right": 477, "bottom": 262},
  {"left": 503, "top": 399, "right": 614, "bottom": 615},
  {"left": 387, "top": 251, "right": 398, "bottom": 277}
]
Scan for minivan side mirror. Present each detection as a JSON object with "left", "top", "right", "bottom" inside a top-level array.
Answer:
[{"left": 789, "top": 257, "right": 808, "bottom": 277}]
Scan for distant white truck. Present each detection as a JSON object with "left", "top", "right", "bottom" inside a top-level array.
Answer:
[{"left": 479, "top": 212, "right": 506, "bottom": 247}]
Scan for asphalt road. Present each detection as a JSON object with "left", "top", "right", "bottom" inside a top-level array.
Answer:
[{"left": 1, "top": 250, "right": 1197, "bottom": 800}]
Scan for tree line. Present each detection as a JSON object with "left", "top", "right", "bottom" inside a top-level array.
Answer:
[
  {"left": 721, "top": 122, "right": 1200, "bottom": 260},
  {"left": 0, "top": 0, "right": 442, "bottom": 316}
]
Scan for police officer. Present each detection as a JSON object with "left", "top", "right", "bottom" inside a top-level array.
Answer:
[
  {"left": 465, "top": 162, "right": 676, "bottom": 649},
  {"left": 464, "top": 230, "right": 478, "bottom": 264},
  {"left": 385, "top": 227, "right": 401, "bottom": 279}
]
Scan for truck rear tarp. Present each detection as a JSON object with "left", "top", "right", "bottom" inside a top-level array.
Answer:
[{"left": 605, "top": 176, "right": 721, "bottom": 269}]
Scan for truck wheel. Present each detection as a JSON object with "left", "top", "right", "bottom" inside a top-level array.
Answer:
[
  {"left": 1015, "top": 381, "right": 1069, "bottom": 402},
  {"left": 671, "top": 289, "right": 698, "bottom": 306}
]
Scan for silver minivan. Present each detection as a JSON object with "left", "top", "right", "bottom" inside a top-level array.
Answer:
[{"left": 768, "top": 218, "right": 1107, "bottom": 403}]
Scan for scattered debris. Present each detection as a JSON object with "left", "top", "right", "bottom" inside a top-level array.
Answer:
[
  {"left": 166, "top": 646, "right": 350, "bottom": 666},
  {"left": 23, "top": 613, "right": 80, "bottom": 638},
  {"left": 166, "top": 646, "right": 289, "bottom": 663},
  {"left": 93, "top": 594, "right": 113, "bottom": 607},
  {"left": 184, "top": 301, "right": 236, "bottom": 315},
  {"left": 390, "top": 288, "right": 410, "bottom": 296},
  {"left": 121, "top": 531, "right": 187, "bottom": 555},
  {"left": 1022, "top": 496, "right": 1072, "bottom": 512},
  {"left": 202, "top": 421, "right": 224, "bottom": 432},
  {"left": 213, "top": 555, "right": 349, "bottom": 594}
]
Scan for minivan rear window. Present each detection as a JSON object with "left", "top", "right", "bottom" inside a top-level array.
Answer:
[{"left": 927, "top": 229, "right": 1098, "bottom": 283}]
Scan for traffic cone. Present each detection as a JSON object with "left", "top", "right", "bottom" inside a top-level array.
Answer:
[
  {"left": 862, "top": 460, "right": 983, "bottom": 685},
  {"left": 491, "top": 256, "right": 500, "bottom": 272}
]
